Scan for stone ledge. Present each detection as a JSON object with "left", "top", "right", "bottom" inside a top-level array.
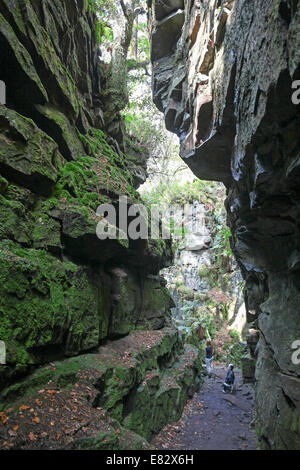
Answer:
[{"left": 0, "top": 328, "right": 202, "bottom": 447}]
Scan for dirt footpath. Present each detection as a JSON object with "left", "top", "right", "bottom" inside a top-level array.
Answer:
[{"left": 152, "top": 366, "right": 258, "bottom": 450}]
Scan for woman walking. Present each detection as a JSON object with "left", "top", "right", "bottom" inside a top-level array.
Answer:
[{"left": 205, "top": 340, "right": 214, "bottom": 377}]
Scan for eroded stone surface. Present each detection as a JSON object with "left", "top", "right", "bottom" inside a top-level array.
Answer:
[
  {"left": 0, "top": 0, "right": 172, "bottom": 391},
  {"left": 150, "top": 0, "right": 300, "bottom": 449},
  {"left": 0, "top": 328, "right": 202, "bottom": 446}
]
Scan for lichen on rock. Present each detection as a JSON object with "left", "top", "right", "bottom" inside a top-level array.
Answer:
[{"left": 150, "top": 0, "right": 300, "bottom": 450}]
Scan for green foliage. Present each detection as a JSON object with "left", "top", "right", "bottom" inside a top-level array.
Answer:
[
  {"left": 212, "top": 225, "right": 233, "bottom": 269},
  {"left": 88, "top": 0, "right": 115, "bottom": 15},
  {"left": 174, "top": 300, "right": 216, "bottom": 343},
  {"left": 229, "top": 329, "right": 240, "bottom": 342},
  {"left": 87, "top": 0, "right": 98, "bottom": 13},
  {"left": 177, "top": 285, "right": 194, "bottom": 301},
  {"left": 133, "top": 20, "right": 150, "bottom": 59},
  {"left": 123, "top": 100, "right": 165, "bottom": 152},
  {"left": 142, "top": 179, "right": 218, "bottom": 206},
  {"left": 224, "top": 338, "right": 246, "bottom": 368},
  {"left": 88, "top": 0, "right": 115, "bottom": 45},
  {"left": 198, "top": 264, "right": 217, "bottom": 287}
]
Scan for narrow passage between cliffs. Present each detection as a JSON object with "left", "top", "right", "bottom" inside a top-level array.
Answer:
[{"left": 152, "top": 365, "right": 257, "bottom": 451}]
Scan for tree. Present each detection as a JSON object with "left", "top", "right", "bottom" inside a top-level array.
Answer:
[{"left": 105, "top": 0, "right": 145, "bottom": 123}]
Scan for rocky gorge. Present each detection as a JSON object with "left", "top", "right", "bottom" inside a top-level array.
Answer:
[
  {"left": 149, "top": 0, "right": 300, "bottom": 450},
  {"left": 0, "top": 0, "right": 203, "bottom": 450},
  {"left": 0, "top": 0, "right": 299, "bottom": 452},
  {"left": 160, "top": 192, "right": 248, "bottom": 362}
]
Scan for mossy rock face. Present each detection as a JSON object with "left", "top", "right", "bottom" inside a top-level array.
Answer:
[
  {"left": 0, "top": 239, "right": 110, "bottom": 387},
  {"left": 91, "top": 328, "right": 183, "bottom": 414},
  {"left": 32, "top": 211, "right": 62, "bottom": 253},
  {"left": 0, "top": 328, "right": 202, "bottom": 447},
  {"left": 0, "top": 108, "right": 61, "bottom": 196},
  {"left": 35, "top": 105, "right": 85, "bottom": 160},
  {"left": 71, "top": 423, "right": 150, "bottom": 450},
  {"left": 93, "top": 333, "right": 200, "bottom": 441},
  {"left": 32, "top": 128, "right": 172, "bottom": 271},
  {"left": 0, "top": 356, "right": 83, "bottom": 408},
  {"left": 121, "top": 344, "right": 201, "bottom": 441},
  {"left": 0, "top": 175, "right": 8, "bottom": 194},
  {"left": 0, "top": 1, "right": 80, "bottom": 117},
  {"left": 140, "top": 277, "right": 174, "bottom": 329},
  {"left": 0, "top": 192, "right": 33, "bottom": 246},
  {"left": 124, "top": 135, "right": 149, "bottom": 188},
  {"left": 0, "top": 0, "right": 174, "bottom": 400},
  {"left": 0, "top": 11, "right": 48, "bottom": 104},
  {"left": 109, "top": 268, "right": 141, "bottom": 336},
  {"left": 71, "top": 430, "right": 120, "bottom": 450},
  {"left": 109, "top": 269, "right": 173, "bottom": 336},
  {"left": 73, "top": 128, "right": 139, "bottom": 204}
]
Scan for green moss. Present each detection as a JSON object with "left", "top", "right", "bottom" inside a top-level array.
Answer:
[
  {"left": 198, "top": 264, "right": 217, "bottom": 286},
  {"left": 32, "top": 212, "right": 62, "bottom": 251},
  {"left": 71, "top": 421, "right": 150, "bottom": 450},
  {"left": 0, "top": 240, "right": 103, "bottom": 386},
  {"left": 122, "top": 344, "right": 201, "bottom": 440},
  {"left": 0, "top": 107, "right": 60, "bottom": 194},
  {"left": 0, "top": 13, "right": 48, "bottom": 102},
  {"left": 0, "top": 193, "right": 32, "bottom": 244},
  {"left": 72, "top": 430, "right": 120, "bottom": 450},
  {"left": 77, "top": 128, "right": 139, "bottom": 202},
  {"left": 36, "top": 105, "right": 84, "bottom": 158},
  {"left": 25, "top": 8, "right": 80, "bottom": 117},
  {"left": 50, "top": 128, "right": 140, "bottom": 215},
  {"left": 177, "top": 285, "right": 195, "bottom": 300},
  {"left": 0, "top": 175, "right": 8, "bottom": 194}
]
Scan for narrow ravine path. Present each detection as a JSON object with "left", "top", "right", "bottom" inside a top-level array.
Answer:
[{"left": 152, "top": 366, "right": 258, "bottom": 451}]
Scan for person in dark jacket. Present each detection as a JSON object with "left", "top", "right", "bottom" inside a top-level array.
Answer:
[
  {"left": 223, "top": 364, "right": 235, "bottom": 393},
  {"left": 205, "top": 340, "right": 214, "bottom": 377}
]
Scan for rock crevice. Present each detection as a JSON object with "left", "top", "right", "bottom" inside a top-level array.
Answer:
[
  {"left": 150, "top": 0, "right": 300, "bottom": 449},
  {"left": 0, "top": 0, "right": 174, "bottom": 393}
]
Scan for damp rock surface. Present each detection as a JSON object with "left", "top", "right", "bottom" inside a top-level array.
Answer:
[{"left": 150, "top": 0, "right": 300, "bottom": 449}]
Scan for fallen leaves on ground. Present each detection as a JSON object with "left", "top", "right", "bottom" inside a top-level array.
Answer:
[
  {"left": 28, "top": 432, "right": 36, "bottom": 441},
  {"left": 0, "top": 412, "right": 8, "bottom": 425},
  {"left": 19, "top": 405, "right": 30, "bottom": 412}
]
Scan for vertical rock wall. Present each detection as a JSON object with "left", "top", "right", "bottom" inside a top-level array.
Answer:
[
  {"left": 150, "top": 0, "right": 300, "bottom": 449},
  {"left": 0, "top": 0, "right": 174, "bottom": 390},
  {"left": 161, "top": 197, "right": 246, "bottom": 335}
]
